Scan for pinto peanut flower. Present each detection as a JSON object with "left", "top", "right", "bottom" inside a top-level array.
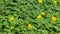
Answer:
[
  {"left": 41, "top": 12, "right": 45, "bottom": 16},
  {"left": 53, "top": 0, "right": 57, "bottom": 5},
  {"left": 51, "top": 16, "right": 57, "bottom": 22},
  {"left": 9, "top": 16, "right": 14, "bottom": 22},
  {"left": 36, "top": 15, "right": 42, "bottom": 19},
  {"left": 28, "top": 24, "right": 32, "bottom": 30},
  {"left": 38, "top": 0, "right": 43, "bottom": 3}
]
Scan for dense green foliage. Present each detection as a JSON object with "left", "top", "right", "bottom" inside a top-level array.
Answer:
[{"left": 0, "top": 0, "right": 60, "bottom": 34}]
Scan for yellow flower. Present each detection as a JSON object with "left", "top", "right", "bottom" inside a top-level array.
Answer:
[
  {"left": 28, "top": 24, "right": 32, "bottom": 29},
  {"left": 41, "top": 12, "right": 45, "bottom": 16},
  {"left": 53, "top": 0, "right": 57, "bottom": 5},
  {"left": 38, "top": 0, "right": 43, "bottom": 3},
  {"left": 51, "top": 16, "right": 57, "bottom": 22},
  {"left": 36, "top": 15, "right": 42, "bottom": 19},
  {"left": 9, "top": 16, "right": 14, "bottom": 22}
]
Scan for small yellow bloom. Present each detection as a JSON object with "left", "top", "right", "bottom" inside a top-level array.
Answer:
[
  {"left": 51, "top": 16, "right": 57, "bottom": 22},
  {"left": 41, "top": 12, "right": 45, "bottom": 16},
  {"left": 38, "top": 0, "right": 43, "bottom": 3},
  {"left": 37, "top": 15, "right": 42, "bottom": 19},
  {"left": 28, "top": 24, "right": 32, "bottom": 29},
  {"left": 9, "top": 16, "right": 14, "bottom": 22},
  {"left": 53, "top": 0, "right": 57, "bottom": 5}
]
